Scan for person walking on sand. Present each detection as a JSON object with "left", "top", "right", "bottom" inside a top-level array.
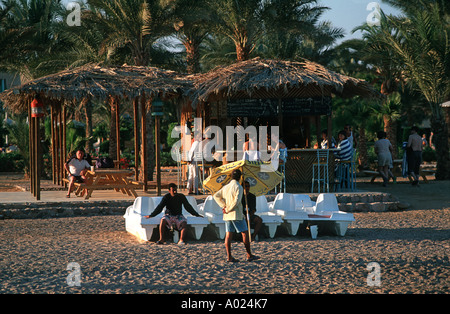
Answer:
[
  {"left": 144, "top": 183, "right": 203, "bottom": 245},
  {"left": 407, "top": 126, "right": 423, "bottom": 186},
  {"left": 213, "top": 169, "right": 259, "bottom": 263},
  {"left": 374, "top": 131, "right": 394, "bottom": 187}
]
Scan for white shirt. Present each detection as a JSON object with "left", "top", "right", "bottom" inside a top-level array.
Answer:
[{"left": 67, "top": 158, "right": 90, "bottom": 176}]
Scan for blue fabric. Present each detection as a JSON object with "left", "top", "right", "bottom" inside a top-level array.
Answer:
[
  {"left": 334, "top": 139, "right": 353, "bottom": 161},
  {"left": 225, "top": 219, "right": 248, "bottom": 233}
]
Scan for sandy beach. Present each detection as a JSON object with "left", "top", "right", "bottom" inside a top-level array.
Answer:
[
  {"left": 1, "top": 205, "right": 449, "bottom": 294},
  {"left": 0, "top": 172, "right": 449, "bottom": 294}
]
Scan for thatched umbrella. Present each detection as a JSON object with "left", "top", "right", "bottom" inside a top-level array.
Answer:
[
  {"left": 0, "top": 64, "right": 192, "bottom": 200},
  {"left": 0, "top": 63, "right": 192, "bottom": 113},
  {"left": 190, "top": 57, "right": 382, "bottom": 104}
]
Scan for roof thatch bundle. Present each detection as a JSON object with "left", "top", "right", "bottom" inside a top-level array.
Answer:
[
  {"left": 0, "top": 64, "right": 192, "bottom": 113},
  {"left": 190, "top": 58, "right": 382, "bottom": 105}
]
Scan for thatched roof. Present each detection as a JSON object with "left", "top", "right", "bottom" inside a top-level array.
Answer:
[
  {"left": 0, "top": 64, "right": 192, "bottom": 113},
  {"left": 189, "top": 58, "right": 383, "bottom": 105}
]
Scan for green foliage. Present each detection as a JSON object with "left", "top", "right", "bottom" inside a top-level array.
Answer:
[
  {"left": 422, "top": 146, "right": 437, "bottom": 162},
  {"left": 0, "top": 151, "right": 25, "bottom": 172}
]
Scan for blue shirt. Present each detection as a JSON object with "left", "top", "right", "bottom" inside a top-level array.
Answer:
[{"left": 334, "top": 139, "right": 353, "bottom": 161}]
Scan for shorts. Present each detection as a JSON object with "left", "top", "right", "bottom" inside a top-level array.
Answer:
[
  {"left": 377, "top": 153, "right": 391, "bottom": 167},
  {"left": 245, "top": 214, "right": 261, "bottom": 229},
  {"left": 225, "top": 219, "right": 248, "bottom": 233},
  {"left": 162, "top": 214, "right": 187, "bottom": 231},
  {"left": 69, "top": 175, "right": 84, "bottom": 183}
]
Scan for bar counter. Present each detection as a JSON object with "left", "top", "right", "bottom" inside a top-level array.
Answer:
[{"left": 284, "top": 149, "right": 338, "bottom": 193}]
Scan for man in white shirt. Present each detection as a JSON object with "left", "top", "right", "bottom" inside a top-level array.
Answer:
[
  {"left": 213, "top": 169, "right": 259, "bottom": 262},
  {"left": 187, "top": 133, "right": 202, "bottom": 194},
  {"left": 64, "top": 150, "right": 91, "bottom": 198}
]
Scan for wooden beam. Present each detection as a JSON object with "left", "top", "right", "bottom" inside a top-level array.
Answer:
[
  {"left": 140, "top": 96, "right": 148, "bottom": 191},
  {"left": 28, "top": 100, "right": 33, "bottom": 196},
  {"left": 115, "top": 99, "right": 120, "bottom": 162},
  {"left": 34, "top": 116, "right": 40, "bottom": 200},
  {"left": 62, "top": 105, "right": 67, "bottom": 184},
  {"left": 51, "top": 104, "right": 56, "bottom": 184},
  {"left": 133, "top": 97, "right": 140, "bottom": 181},
  {"left": 155, "top": 114, "right": 161, "bottom": 196}
]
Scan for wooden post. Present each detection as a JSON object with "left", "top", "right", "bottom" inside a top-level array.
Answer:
[
  {"left": 133, "top": 97, "right": 140, "bottom": 181},
  {"left": 58, "top": 105, "right": 63, "bottom": 185},
  {"left": 62, "top": 105, "right": 67, "bottom": 184},
  {"left": 28, "top": 101, "right": 34, "bottom": 196},
  {"left": 140, "top": 96, "right": 148, "bottom": 191},
  {"left": 34, "top": 116, "right": 40, "bottom": 200},
  {"left": 155, "top": 114, "right": 161, "bottom": 196},
  {"left": 51, "top": 104, "right": 56, "bottom": 184},
  {"left": 327, "top": 114, "right": 332, "bottom": 149},
  {"left": 115, "top": 99, "right": 120, "bottom": 164}
]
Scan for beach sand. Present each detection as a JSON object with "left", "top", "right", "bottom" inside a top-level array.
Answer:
[
  {"left": 0, "top": 172, "right": 449, "bottom": 294},
  {"left": 1, "top": 208, "right": 448, "bottom": 294}
]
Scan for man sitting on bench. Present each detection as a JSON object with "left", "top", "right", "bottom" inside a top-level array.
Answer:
[
  {"left": 64, "top": 150, "right": 91, "bottom": 198},
  {"left": 145, "top": 183, "right": 203, "bottom": 245}
]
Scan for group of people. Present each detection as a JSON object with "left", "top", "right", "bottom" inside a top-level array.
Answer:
[
  {"left": 318, "top": 124, "right": 356, "bottom": 162},
  {"left": 145, "top": 170, "right": 261, "bottom": 263},
  {"left": 374, "top": 126, "right": 424, "bottom": 187}
]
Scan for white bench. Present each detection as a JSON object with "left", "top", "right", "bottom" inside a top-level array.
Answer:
[
  {"left": 124, "top": 196, "right": 209, "bottom": 242},
  {"left": 270, "top": 193, "right": 308, "bottom": 236}
]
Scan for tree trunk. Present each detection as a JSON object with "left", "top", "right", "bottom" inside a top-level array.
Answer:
[
  {"left": 138, "top": 97, "right": 155, "bottom": 182},
  {"left": 383, "top": 115, "right": 398, "bottom": 158},
  {"left": 431, "top": 117, "right": 450, "bottom": 180},
  {"left": 235, "top": 42, "right": 250, "bottom": 61},
  {"left": 185, "top": 40, "right": 201, "bottom": 74},
  {"left": 108, "top": 97, "right": 117, "bottom": 159},
  {"left": 358, "top": 127, "right": 368, "bottom": 169},
  {"left": 83, "top": 98, "right": 93, "bottom": 155}
]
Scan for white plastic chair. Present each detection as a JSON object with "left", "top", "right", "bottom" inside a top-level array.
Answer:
[
  {"left": 271, "top": 193, "right": 308, "bottom": 236},
  {"left": 123, "top": 197, "right": 162, "bottom": 241},
  {"left": 307, "top": 193, "right": 355, "bottom": 237},
  {"left": 199, "top": 195, "right": 226, "bottom": 239},
  {"left": 183, "top": 195, "right": 209, "bottom": 241},
  {"left": 314, "top": 193, "right": 339, "bottom": 213},
  {"left": 293, "top": 194, "right": 316, "bottom": 214},
  {"left": 255, "top": 195, "right": 283, "bottom": 238}
]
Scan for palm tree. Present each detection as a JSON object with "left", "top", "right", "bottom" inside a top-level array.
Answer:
[
  {"left": 0, "top": 0, "right": 68, "bottom": 79},
  {"left": 379, "top": 3, "right": 450, "bottom": 179},
  {"left": 372, "top": 93, "right": 401, "bottom": 158},
  {"left": 207, "top": 0, "right": 265, "bottom": 61},
  {"left": 87, "top": 0, "right": 169, "bottom": 66},
  {"left": 260, "top": 0, "right": 343, "bottom": 63},
  {"left": 163, "top": 0, "right": 212, "bottom": 74}
]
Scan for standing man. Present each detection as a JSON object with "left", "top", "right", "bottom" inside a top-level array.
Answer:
[
  {"left": 145, "top": 183, "right": 203, "bottom": 245},
  {"left": 242, "top": 180, "right": 263, "bottom": 241},
  {"left": 407, "top": 126, "right": 423, "bottom": 186},
  {"left": 213, "top": 169, "right": 259, "bottom": 262}
]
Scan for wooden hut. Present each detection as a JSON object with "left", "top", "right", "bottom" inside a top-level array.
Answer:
[
  {"left": 0, "top": 64, "right": 192, "bottom": 199},
  {"left": 186, "top": 57, "right": 383, "bottom": 192}
]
